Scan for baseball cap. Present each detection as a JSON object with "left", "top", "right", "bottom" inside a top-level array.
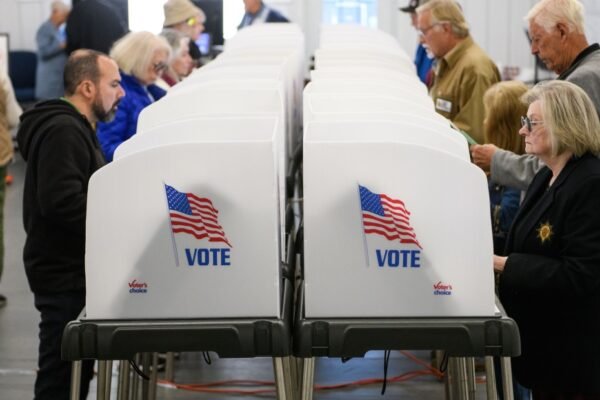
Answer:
[{"left": 399, "top": 0, "right": 421, "bottom": 13}]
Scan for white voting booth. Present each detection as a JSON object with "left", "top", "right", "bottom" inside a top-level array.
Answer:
[
  {"left": 84, "top": 25, "right": 305, "bottom": 320},
  {"left": 302, "top": 25, "right": 496, "bottom": 318},
  {"left": 85, "top": 119, "right": 281, "bottom": 319},
  {"left": 304, "top": 80, "right": 433, "bottom": 110}
]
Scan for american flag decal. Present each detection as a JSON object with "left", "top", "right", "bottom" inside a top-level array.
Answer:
[
  {"left": 165, "top": 184, "right": 232, "bottom": 248},
  {"left": 359, "top": 185, "right": 422, "bottom": 249}
]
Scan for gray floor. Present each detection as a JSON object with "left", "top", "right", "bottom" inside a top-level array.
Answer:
[{"left": 0, "top": 155, "right": 487, "bottom": 399}]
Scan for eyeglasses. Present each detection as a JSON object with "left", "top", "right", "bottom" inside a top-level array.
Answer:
[
  {"left": 521, "top": 116, "right": 544, "bottom": 133},
  {"left": 417, "top": 22, "right": 445, "bottom": 37},
  {"left": 153, "top": 61, "right": 168, "bottom": 73},
  {"left": 187, "top": 17, "right": 199, "bottom": 27}
]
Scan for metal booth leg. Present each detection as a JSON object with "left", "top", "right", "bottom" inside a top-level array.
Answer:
[
  {"left": 117, "top": 360, "right": 131, "bottom": 400},
  {"left": 300, "top": 357, "right": 315, "bottom": 400},
  {"left": 164, "top": 352, "right": 175, "bottom": 382},
  {"left": 141, "top": 353, "right": 151, "bottom": 400},
  {"left": 447, "top": 357, "right": 472, "bottom": 400},
  {"left": 130, "top": 353, "right": 141, "bottom": 400},
  {"left": 500, "top": 357, "right": 515, "bottom": 400},
  {"left": 272, "top": 356, "right": 294, "bottom": 400},
  {"left": 466, "top": 357, "right": 477, "bottom": 399},
  {"left": 97, "top": 360, "right": 110, "bottom": 400},
  {"left": 484, "top": 356, "right": 498, "bottom": 400},
  {"left": 70, "top": 361, "right": 82, "bottom": 400},
  {"left": 148, "top": 353, "right": 158, "bottom": 400}
]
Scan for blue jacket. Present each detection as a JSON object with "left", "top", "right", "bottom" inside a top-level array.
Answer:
[
  {"left": 35, "top": 20, "right": 67, "bottom": 100},
  {"left": 238, "top": 4, "right": 289, "bottom": 29},
  {"left": 414, "top": 43, "right": 434, "bottom": 86},
  {"left": 97, "top": 72, "right": 165, "bottom": 162}
]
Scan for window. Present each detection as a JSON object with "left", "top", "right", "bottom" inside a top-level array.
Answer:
[{"left": 322, "top": 0, "right": 378, "bottom": 28}]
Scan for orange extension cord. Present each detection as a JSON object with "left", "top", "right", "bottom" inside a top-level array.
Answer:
[{"left": 154, "top": 351, "right": 477, "bottom": 395}]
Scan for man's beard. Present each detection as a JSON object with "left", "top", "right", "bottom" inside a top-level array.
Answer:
[{"left": 92, "top": 97, "right": 120, "bottom": 123}]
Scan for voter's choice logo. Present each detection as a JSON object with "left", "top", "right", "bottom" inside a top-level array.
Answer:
[
  {"left": 128, "top": 279, "right": 148, "bottom": 294},
  {"left": 433, "top": 281, "right": 453, "bottom": 296},
  {"left": 164, "top": 184, "right": 232, "bottom": 267},
  {"left": 358, "top": 185, "right": 422, "bottom": 268}
]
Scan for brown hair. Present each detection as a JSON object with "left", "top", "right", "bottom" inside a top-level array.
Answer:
[
  {"left": 63, "top": 49, "right": 106, "bottom": 96},
  {"left": 483, "top": 81, "right": 528, "bottom": 154}
]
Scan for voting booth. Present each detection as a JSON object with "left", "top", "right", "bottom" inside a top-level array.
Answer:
[
  {"left": 303, "top": 137, "right": 494, "bottom": 317},
  {"left": 301, "top": 24, "right": 496, "bottom": 318},
  {"left": 85, "top": 119, "right": 282, "bottom": 320},
  {"left": 84, "top": 23, "right": 306, "bottom": 320}
]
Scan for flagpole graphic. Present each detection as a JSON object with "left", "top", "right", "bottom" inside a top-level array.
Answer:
[
  {"left": 163, "top": 183, "right": 180, "bottom": 266},
  {"left": 357, "top": 184, "right": 370, "bottom": 267}
]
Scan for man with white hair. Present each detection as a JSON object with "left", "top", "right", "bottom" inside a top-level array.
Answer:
[
  {"left": 35, "top": 1, "right": 70, "bottom": 100},
  {"left": 416, "top": 0, "right": 500, "bottom": 144},
  {"left": 471, "top": 0, "right": 600, "bottom": 189}
]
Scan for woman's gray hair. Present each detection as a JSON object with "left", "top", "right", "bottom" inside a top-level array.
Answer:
[
  {"left": 525, "top": 0, "right": 585, "bottom": 34},
  {"left": 522, "top": 80, "right": 600, "bottom": 157},
  {"left": 109, "top": 31, "right": 171, "bottom": 79},
  {"left": 160, "top": 28, "right": 190, "bottom": 62}
]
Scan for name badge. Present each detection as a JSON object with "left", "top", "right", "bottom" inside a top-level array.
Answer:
[{"left": 436, "top": 98, "right": 453, "bottom": 113}]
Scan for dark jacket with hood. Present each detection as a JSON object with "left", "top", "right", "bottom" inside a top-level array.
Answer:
[{"left": 17, "top": 99, "right": 105, "bottom": 294}]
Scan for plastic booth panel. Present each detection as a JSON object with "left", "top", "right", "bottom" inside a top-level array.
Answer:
[
  {"left": 309, "top": 68, "right": 427, "bottom": 95},
  {"left": 314, "top": 48, "right": 411, "bottom": 64},
  {"left": 303, "top": 93, "right": 443, "bottom": 125},
  {"left": 304, "top": 120, "right": 469, "bottom": 162},
  {"left": 85, "top": 141, "right": 281, "bottom": 319},
  {"left": 115, "top": 116, "right": 281, "bottom": 160},
  {"left": 315, "top": 57, "right": 416, "bottom": 75},
  {"left": 304, "top": 81, "right": 431, "bottom": 110},
  {"left": 180, "top": 66, "right": 285, "bottom": 96},
  {"left": 302, "top": 141, "right": 495, "bottom": 318},
  {"left": 137, "top": 87, "right": 285, "bottom": 133}
]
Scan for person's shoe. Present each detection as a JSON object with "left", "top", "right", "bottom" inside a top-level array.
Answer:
[{"left": 0, "top": 294, "right": 6, "bottom": 308}]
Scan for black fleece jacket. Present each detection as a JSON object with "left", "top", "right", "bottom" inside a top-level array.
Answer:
[{"left": 17, "top": 100, "right": 105, "bottom": 294}]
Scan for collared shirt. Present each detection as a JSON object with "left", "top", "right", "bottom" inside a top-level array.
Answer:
[
  {"left": 430, "top": 35, "right": 500, "bottom": 144},
  {"left": 238, "top": 4, "right": 267, "bottom": 29},
  {"left": 558, "top": 43, "right": 600, "bottom": 81}
]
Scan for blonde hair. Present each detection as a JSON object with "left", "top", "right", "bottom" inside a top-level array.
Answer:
[
  {"left": 522, "top": 80, "right": 600, "bottom": 157},
  {"left": 483, "top": 81, "right": 528, "bottom": 155},
  {"left": 109, "top": 31, "right": 171, "bottom": 79},
  {"left": 526, "top": 0, "right": 585, "bottom": 34},
  {"left": 417, "top": 0, "right": 469, "bottom": 38}
]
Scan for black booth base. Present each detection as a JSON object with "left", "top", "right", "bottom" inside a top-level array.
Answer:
[
  {"left": 293, "top": 286, "right": 520, "bottom": 359},
  {"left": 61, "top": 277, "right": 293, "bottom": 361}
]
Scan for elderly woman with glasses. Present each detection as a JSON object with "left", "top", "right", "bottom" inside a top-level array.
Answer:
[
  {"left": 495, "top": 80, "right": 600, "bottom": 399},
  {"left": 97, "top": 31, "right": 171, "bottom": 162}
]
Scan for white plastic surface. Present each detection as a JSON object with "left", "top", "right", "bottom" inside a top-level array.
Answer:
[
  {"left": 303, "top": 141, "right": 495, "bottom": 317},
  {"left": 86, "top": 142, "right": 280, "bottom": 319}
]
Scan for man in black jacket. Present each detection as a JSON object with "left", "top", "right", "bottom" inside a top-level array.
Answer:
[{"left": 17, "top": 49, "right": 124, "bottom": 400}]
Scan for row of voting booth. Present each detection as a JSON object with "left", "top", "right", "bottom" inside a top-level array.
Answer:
[
  {"left": 85, "top": 23, "right": 306, "bottom": 320},
  {"left": 62, "top": 24, "right": 520, "bottom": 400},
  {"left": 303, "top": 24, "right": 495, "bottom": 318}
]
